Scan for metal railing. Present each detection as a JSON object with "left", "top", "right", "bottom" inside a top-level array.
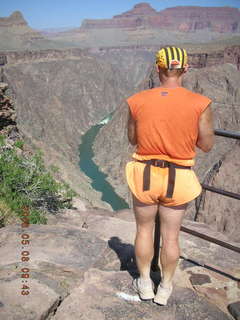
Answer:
[
  {"left": 0, "top": 55, "right": 7, "bottom": 66},
  {"left": 200, "top": 129, "right": 240, "bottom": 202},
  {"left": 151, "top": 129, "right": 240, "bottom": 281},
  {"left": 214, "top": 129, "right": 240, "bottom": 140}
]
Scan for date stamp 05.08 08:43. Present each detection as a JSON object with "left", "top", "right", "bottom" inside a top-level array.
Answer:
[{"left": 20, "top": 206, "right": 31, "bottom": 296}]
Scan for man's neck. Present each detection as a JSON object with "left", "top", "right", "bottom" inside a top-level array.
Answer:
[{"left": 159, "top": 77, "right": 182, "bottom": 88}]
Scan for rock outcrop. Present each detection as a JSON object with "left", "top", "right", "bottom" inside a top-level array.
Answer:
[
  {"left": 0, "top": 207, "right": 239, "bottom": 319},
  {"left": 0, "top": 82, "right": 16, "bottom": 133},
  {"left": 224, "top": 45, "right": 240, "bottom": 70},
  {"left": 81, "top": 3, "right": 240, "bottom": 33},
  {"left": 0, "top": 81, "right": 21, "bottom": 142},
  {"left": 0, "top": 11, "right": 27, "bottom": 27},
  {"left": 114, "top": 3, "right": 157, "bottom": 18}
]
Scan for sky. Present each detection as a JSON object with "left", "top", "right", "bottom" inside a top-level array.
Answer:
[{"left": 1, "top": 0, "right": 240, "bottom": 30}]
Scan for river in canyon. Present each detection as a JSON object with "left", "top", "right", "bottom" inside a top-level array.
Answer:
[{"left": 79, "top": 117, "right": 129, "bottom": 211}]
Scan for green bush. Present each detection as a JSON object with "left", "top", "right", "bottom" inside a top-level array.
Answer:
[
  {"left": 0, "top": 135, "right": 6, "bottom": 146},
  {"left": 0, "top": 135, "right": 77, "bottom": 225},
  {"left": 13, "top": 139, "right": 24, "bottom": 149}
]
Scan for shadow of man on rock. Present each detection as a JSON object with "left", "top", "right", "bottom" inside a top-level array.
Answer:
[{"left": 108, "top": 215, "right": 162, "bottom": 287}]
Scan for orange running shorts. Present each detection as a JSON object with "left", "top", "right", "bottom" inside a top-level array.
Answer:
[{"left": 125, "top": 160, "right": 202, "bottom": 206}]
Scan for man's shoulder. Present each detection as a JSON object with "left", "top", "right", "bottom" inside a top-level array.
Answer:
[{"left": 181, "top": 87, "right": 211, "bottom": 103}]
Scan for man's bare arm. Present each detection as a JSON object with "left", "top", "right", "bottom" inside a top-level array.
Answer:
[
  {"left": 126, "top": 101, "right": 137, "bottom": 145},
  {"left": 196, "top": 104, "right": 214, "bottom": 152}
]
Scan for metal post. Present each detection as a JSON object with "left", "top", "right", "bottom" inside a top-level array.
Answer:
[{"left": 151, "top": 213, "right": 161, "bottom": 272}]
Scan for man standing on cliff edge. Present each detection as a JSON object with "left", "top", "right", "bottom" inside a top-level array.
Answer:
[{"left": 125, "top": 46, "right": 214, "bottom": 305}]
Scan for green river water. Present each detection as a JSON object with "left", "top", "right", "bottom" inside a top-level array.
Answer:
[{"left": 79, "top": 122, "right": 129, "bottom": 211}]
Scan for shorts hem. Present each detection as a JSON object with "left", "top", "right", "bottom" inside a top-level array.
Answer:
[{"left": 160, "top": 189, "right": 202, "bottom": 207}]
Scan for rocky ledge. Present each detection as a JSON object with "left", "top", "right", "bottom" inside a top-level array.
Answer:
[{"left": 0, "top": 206, "right": 239, "bottom": 319}]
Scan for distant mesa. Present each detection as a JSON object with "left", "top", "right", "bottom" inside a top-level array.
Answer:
[
  {"left": 80, "top": 2, "right": 240, "bottom": 33},
  {"left": 113, "top": 3, "right": 157, "bottom": 18},
  {"left": 0, "top": 11, "right": 45, "bottom": 51},
  {"left": 0, "top": 11, "right": 27, "bottom": 27}
]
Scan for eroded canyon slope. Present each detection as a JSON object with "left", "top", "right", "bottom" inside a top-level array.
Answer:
[
  {"left": 1, "top": 48, "right": 155, "bottom": 208},
  {"left": 1, "top": 44, "right": 240, "bottom": 214},
  {"left": 2, "top": 54, "right": 121, "bottom": 208},
  {"left": 93, "top": 62, "right": 240, "bottom": 241}
]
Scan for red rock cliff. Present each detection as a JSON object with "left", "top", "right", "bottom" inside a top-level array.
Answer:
[
  {"left": 81, "top": 3, "right": 240, "bottom": 33},
  {"left": 152, "top": 6, "right": 240, "bottom": 32}
]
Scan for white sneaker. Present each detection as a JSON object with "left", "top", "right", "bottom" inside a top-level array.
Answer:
[
  {"left": 154, "top": 282, "right": 173, "bottom": 306},
  {"left": 133, "top": 278, "right": 155, "bottom": 300}
]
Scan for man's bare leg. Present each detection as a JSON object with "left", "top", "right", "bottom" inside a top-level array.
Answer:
[
  {"left": 132, "top": 194, "right": 158, "bottom": 299},
  {"left": 133, "top": 195, "right": 158, "bottom": 280},
  {"left": 153, "top": 203, "right": 187, "bottom": 305},
  {"left": 158, "top": 203, "right": 187, "bottom": 287}
]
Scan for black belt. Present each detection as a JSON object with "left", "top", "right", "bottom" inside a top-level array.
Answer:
[{"left": 136, "top": 159, "right": 191, "bottom": 198}]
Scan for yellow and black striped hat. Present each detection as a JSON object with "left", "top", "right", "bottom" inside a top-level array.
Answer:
[{"left": 156, "top": 46, "right": 188, "bottom": 69}]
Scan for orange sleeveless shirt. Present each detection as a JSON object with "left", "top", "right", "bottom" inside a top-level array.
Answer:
[{"left": 127, "top": 87, "right": 211, "bottom": 163}]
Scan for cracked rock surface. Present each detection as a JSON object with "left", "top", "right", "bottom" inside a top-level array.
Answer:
[{"left": 0, "top": 207, "right": 239, "bottom": 319}]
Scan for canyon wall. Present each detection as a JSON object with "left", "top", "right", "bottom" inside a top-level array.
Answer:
[
  {"left": 2, "top": 54, "right": 127, "bottom": 209},
  {"left": 150, "top": 6, "right": 240, "bottom": 33},
  {"left": 197, "top": 143, "right": 240, "bottom": 242},
  {"left": 1, "top": 48, "right": 156, "bottom": 209},
  {"left": 0, "top": 48, "right": 88, "bottom": 64},
  {"left": 1, "top": 44, "right": 239, "bottom": 213},
  {"left": 1, "top": 45, "right": 240, "bottom": 69}
]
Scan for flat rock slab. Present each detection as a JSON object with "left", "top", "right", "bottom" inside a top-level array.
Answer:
[
  {"left": 0, "top": 278, "right": 60, "bottom": 320},
  {"left": 0, "top": 212, "right": 238, "bottom": 319},
  {"left": 47, "top": 209, "right": 136, "bottom": 243},
  {"left": 53, "top": 268, "right": 231, "bottom": 320},
  {"left": 0, "top": 224, "right": 107, "bottom": 319},
  {"left": 48, "top": 209, "right": 240, "bottom": 278},
  {"left": 0, "top": 224, "right": 107, "bottom": 269}
]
